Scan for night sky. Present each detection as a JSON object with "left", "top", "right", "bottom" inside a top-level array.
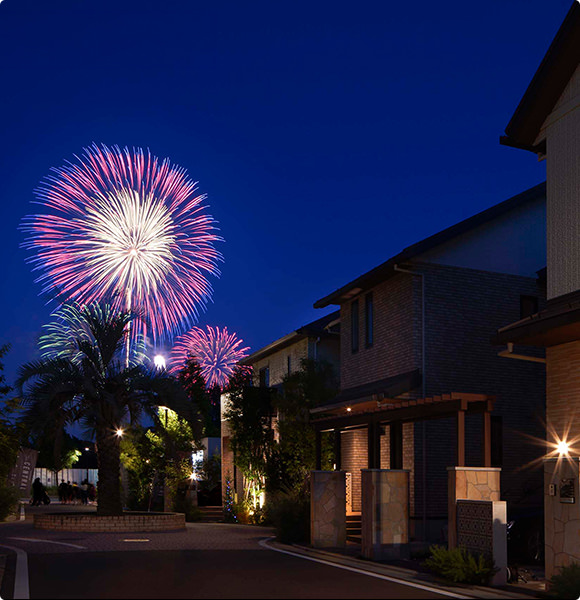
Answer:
[{"left": 0, "top": 0, "right": 569, "bottom": 387}]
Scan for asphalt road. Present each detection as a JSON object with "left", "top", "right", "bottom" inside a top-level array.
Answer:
[
  {"left": 27, "top": 548, "right": 449, "bottom": 599},
  {"left": 0, "top": 505, "right": 462, "bottom": 599}
]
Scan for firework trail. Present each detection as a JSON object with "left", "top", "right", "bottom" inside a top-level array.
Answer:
[
  {"left": 22, "top": 144, "right": 223, "bottom": 348},
  {"left": 170, "top": 325, "right": 250, "bottom": 389}
]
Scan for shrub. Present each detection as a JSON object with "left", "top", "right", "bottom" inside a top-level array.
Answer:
[
  {"left": 266, "top": 491, "right": 310, "bottom": 544},
  {"left": 172, "top": 494, "right": 201, "bottom": 522},
  {"left": 550, "top": 562, "right": 580, "bottom": 599},
  {"left": 0, "top": 484, "right": 19, "bottom": 521},
  {"left": 425, "top": 545, "right": 498, "bottom": 585}
]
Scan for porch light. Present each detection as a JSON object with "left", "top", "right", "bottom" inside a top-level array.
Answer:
[{"left": 557, "top": 440, "right": 570, "bottom": 456}]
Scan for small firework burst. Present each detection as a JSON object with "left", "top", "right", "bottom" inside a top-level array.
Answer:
[
  {"left": 22, "top": 143, "right": 223, "bottom": 348},
  {"left": 171, "top": 326, "right": 250, "bottom": 389}
]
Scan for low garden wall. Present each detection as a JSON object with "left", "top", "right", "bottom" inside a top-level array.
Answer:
[{"left": 34, "top": 512, "right": 185, "bottom": 532}]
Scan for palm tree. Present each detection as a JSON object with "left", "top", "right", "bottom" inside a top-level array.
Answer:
[{"left": 17, "top": 303, "right": 196, "bottom": 516}]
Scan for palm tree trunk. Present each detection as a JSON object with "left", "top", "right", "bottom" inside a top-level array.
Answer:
[{"left": 95, "top": 427, "right": 123, "bottom": 516}]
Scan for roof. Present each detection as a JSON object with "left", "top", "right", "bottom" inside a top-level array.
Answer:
[
  {"left": 312, "top": 392, "right": 495, "bottom": 431},
  {"left": 311, "top": 368, "right": 422, "bottom": 413},
  {"left": 241, "top": 310, "right": 339, "bottom": 365},
  {"left": 314, "top": 182, "right": 546, "bottom": 308},
  {"left": 501, "top": 1, "right": 580, "bottom": 153},
  {"left": 493, "top": 288, "right": 580, "bottom": 347}
]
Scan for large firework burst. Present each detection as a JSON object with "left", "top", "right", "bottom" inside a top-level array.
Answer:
[
  {"left": 22, "top": 143, "right": 223, "bottom": 346},
  {"left": 170, "top": 325, "right": 250, "bottom": 389}
]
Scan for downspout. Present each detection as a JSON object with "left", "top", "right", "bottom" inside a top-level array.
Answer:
[{"left": 394, "top": 264, "right": 427, "bottom": 541}]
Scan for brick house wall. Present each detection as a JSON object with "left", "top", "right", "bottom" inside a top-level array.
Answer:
[
  {"left": 252, "top": 337, "right": 310, "bottom": 387},
  {"left": 546, "top": 340, "right": 580, "bottom": 443},
  {"left": 336, "top": 261, "right": 546, "bottom": 534},
  {"left": 340, "top": 274, "right": 420, "bottom": 390}
]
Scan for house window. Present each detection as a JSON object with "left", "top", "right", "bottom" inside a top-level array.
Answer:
[
  {"left": 491, "top": 416, "right": 503, "bottom": 468},
  {"left": 287, "top": 355, "right": 291, "bottom": 376},
  {"left": 259, "top": 367, "right": 269, "bottom": 388},
  {"left": 520, "top": 295, "right": 538, "bottom": 319},
  {"left": 351, "top": 299, "right": 359, "bottom": 353},
  {"left": 365, "top": 292, "right": 373, "bottom": 347}
]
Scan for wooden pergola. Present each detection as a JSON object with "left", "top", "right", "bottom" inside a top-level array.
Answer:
[{"left": 312, "top": 392, "right": 495, "bottom": 470}]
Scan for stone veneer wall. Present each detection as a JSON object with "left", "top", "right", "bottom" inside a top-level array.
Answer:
[
  {"left": 545, "top": 458, "right": 580, "bottom": 580},
  {"left": 361, "top": 469, "right": 409, "bottom": 560},
  {"left": 447, "top": 467, "right": 500, "bottom": 548},
  {"left": 34, "top": 512, "right": 185, "bottom": 532},
  {"left": 310, "top": 470, "right": 346, "bottom": 548}
]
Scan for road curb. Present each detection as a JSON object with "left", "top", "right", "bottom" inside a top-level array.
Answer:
[{"left": 265, "top": 539, "right": 537, "bottom": 600}]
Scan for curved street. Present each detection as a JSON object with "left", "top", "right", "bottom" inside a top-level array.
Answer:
[{"left": 0, "top": 504, "right": 463, "bottom": 600}]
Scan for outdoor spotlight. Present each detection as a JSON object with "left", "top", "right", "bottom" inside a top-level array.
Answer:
[
  {"left": 346, "top": 407, "right": 352, "bottom": 412},
  {"left": 84, "top": 447, "right": 90, "bottom": 451},
  {"left": 116, "top": 428, "right": 124, "bottom": 438},
  {"left": 154, "top": 354, "right": 166, "bottom": 370},
  {"left": 189, "top": 473, "right": 196, "bottom": 481},
  {"left": 557, "top": 440, "right": 570, "bottom": 455}
]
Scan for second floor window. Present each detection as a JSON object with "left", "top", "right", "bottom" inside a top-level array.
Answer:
[
  {"left": 259, "top": 367, "right": 269, "bottom": 388},
  {"left": 351, "top": 299, "right": 359, "bottom": 353},
  {"left": 365, "top": 292, "right": 373, "bottom": 347},
  {"left": 520, "top": 295, "right": 539, "bottom": 319}
]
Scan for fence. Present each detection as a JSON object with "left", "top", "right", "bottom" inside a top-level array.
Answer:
[{"left": 33, "top": 468, "right": 98, "bottom": 488}]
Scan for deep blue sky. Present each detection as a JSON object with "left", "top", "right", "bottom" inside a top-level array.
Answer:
[{"left": 0, "top": 0, "right": 569, "bottom": 386}]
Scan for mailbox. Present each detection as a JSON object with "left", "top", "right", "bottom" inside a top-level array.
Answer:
[{"left": 560, "top": 478, "right": 575, "bottom": 504}]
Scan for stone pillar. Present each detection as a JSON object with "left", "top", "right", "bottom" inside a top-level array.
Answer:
[
  {"left": 545, "top": 457, "right": 580, "bottom": 580},
  {"left": 310, "top": 470, "right": 346, "bottom": 548},
  {"left": 447, "top": 467, "right": 500, "bottom": 548},
  {"left": 361, "top": 469, "right": 409, "bottom": 560}
]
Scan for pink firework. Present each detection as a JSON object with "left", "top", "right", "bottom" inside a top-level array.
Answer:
[
  {"left": 171, "top": 326, "right": 250, "bottom": 388},
  {"left": 22, "top": 144, "right": 223, "bottom": 344}
]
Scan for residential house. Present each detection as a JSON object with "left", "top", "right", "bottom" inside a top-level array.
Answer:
[
  {"left": 312, "top": 183, "right": 547, "bottom": 541},
  {"left": 493, "top": 1, "right": 580, "bottom": 579},
  {"left": 221, "top": 311, "right": 340, "bottom": 500}
]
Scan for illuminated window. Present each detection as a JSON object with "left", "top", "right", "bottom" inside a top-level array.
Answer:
[
  {"left": 365, "top": 292, "right": 373, "bottom": 347},
  {"left": 351, "top": 299, "right": 359, "bottom": 353}
]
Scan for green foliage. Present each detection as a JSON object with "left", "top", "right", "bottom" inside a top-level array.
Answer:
[
  {"left": 16, "top": 304, "right": 198, "bottom": 515},
  {"left": 34, "top": 431, "right": 82, "bottom": 474},
  {"left": 550, "top": 562, "right": 580, "bottom": 599},
  {"left": 266, "top": 489, "right": 310, "bottom": 544},
  {"left": 0, "top": 345, "right": 21, "bottom": 481},
  {"left": 0, "top": 484, "right": 19, "bottom": 521},
  {"left": 223, "top": 368, "right": 275, "bottom": 504},
  {"left": 172, "top": 493, "right": 201, "bottom": 522},
  {"left": 177, "top": 359, "right": 220, "bottom": 437},
  {"left": 425, "top": 545, "right": 498, "bottom": 585},
  {"left": 272, "top": 359, "right": 338, "bottom": 493},
  {"left": 223, "top": 475, "right": 237, "bottom": 522},
  {"left": 121, "top": 408, "right": 200, "bottom": 512}
]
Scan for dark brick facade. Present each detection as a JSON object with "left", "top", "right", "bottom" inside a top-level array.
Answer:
[{"left": 337, "top": 261, "right": 546, "bottom": 534}]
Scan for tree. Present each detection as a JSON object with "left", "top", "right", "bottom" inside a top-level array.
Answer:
[
  {"left": 17, "top": 304, "right": 193, "bottom": 516},
  {"left": 0, "top": 345, "right": 23, "bottom": 519},
  {"left": 177, "top": 358, "right": 223, "bottom": 438},
  {"left": 121, "top": 406, "right": 201, "bottom": 511},
  {"left": 273, "top": 358, "right": 338, "bottom": 492},
  {"left": 223, "top": 367, "right": 276, "bottom": 507}
]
